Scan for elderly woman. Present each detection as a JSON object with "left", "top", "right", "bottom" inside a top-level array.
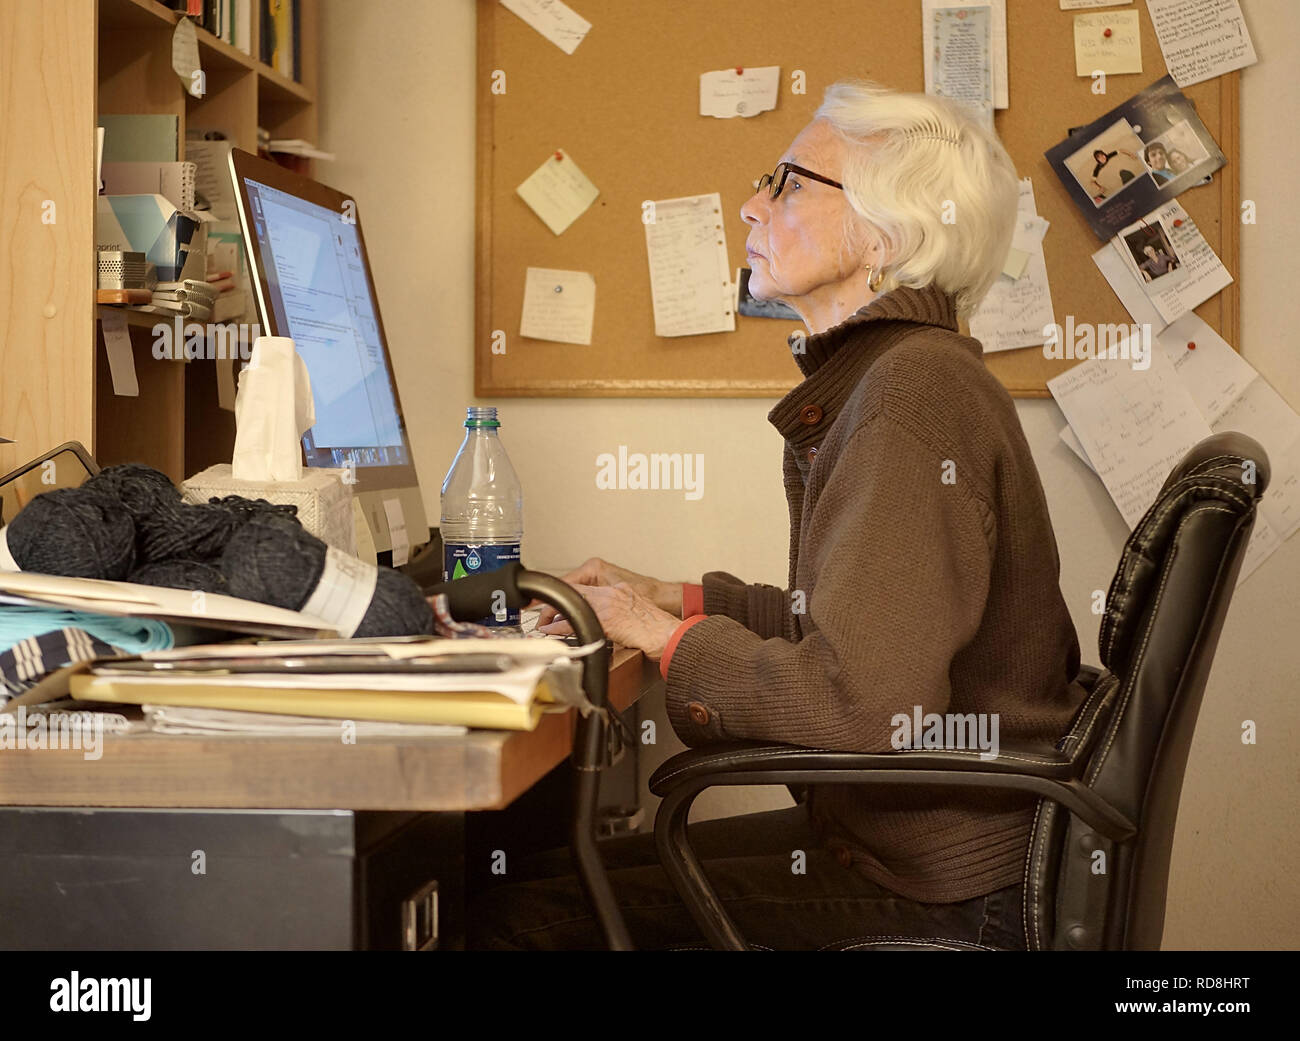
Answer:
[{"left": 469, "top": 81, "right": 1085, "bottom": 951}]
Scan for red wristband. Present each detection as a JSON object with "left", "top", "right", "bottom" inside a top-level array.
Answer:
[{"left": 660, "top": 614, "right": 707, "bottom": 681}]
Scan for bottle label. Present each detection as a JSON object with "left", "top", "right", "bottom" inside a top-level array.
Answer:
[{"left": 442, "top": 541, "right": 522, "bottom": 626}]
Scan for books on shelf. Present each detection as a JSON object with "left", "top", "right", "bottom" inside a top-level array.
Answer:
[{"left": 260, "top": 0, "right": 297, "bottom": 81}]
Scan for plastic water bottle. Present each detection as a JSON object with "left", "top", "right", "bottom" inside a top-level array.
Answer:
[{"left": 440, "top": 406, "right": 524, "bottom": 628}]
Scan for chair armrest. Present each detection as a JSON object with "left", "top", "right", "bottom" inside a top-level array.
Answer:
[
  {"left": 649, "top": 741, "right": 1076, "bottom": 795},
  {"left": 649, "top": 741, "right": 1132, "bottom": 843}
]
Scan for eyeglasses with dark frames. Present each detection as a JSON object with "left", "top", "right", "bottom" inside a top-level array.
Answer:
[{"left": 753, "top": 162, "right": 844, "bottom": 201}]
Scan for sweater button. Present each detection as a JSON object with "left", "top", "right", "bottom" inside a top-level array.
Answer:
[
  {"left": 687, "top": 702, "right": 711, "bottom": 726},
  {"left": 805, "top": 446, "right": 818, "bottom": 463},
  {"left": 835, "top": 846, "right": 854, "bottom": 869},
  {"left": 799, "top": 404, "right": 823, "bottom": 425}
]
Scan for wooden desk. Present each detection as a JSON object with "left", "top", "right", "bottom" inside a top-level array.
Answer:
[
  {"left": 0, "top": 647, "right": 657, "bottom": 812},
  {"left": 0, "top": 648, "right": 661, "bottom": 950}
]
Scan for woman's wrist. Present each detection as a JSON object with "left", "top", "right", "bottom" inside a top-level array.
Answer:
[{"left": 654, "top": 581, "right": 685, "bottom": 617}]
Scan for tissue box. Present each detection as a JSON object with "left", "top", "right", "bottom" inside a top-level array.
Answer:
[{"left": 183, "top": 464, "right": 357, "bottom": 557}]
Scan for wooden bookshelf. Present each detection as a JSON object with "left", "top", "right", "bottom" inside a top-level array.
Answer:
[{"left": 0, "top": 0, "right": 318, "bottom": 488}]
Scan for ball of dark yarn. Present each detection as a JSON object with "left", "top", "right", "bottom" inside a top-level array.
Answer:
[
  {"left": 6, "top": 487, "right": 136, "bottom": 579},
  {"left": 219, "top": 512, "right": 431, "bottom": 636},
  {"left": 129, "top": 560, "right": 230, "bottom": 594},
  {"left": 354, "top": 565, "right": 434, "bottom": 639}
]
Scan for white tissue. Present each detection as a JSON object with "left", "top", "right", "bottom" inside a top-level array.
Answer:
[{"left": 231, "top": 336, "right": 316, "bottom": 482}]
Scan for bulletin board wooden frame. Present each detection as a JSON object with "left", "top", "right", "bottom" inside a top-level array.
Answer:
[{"left": 476, "top": 0, "right": 1239, "bottom": 399}]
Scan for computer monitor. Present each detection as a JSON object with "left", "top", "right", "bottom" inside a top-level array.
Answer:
[{"left": 228, "top": 148, "right": 428, "bottom": 556}]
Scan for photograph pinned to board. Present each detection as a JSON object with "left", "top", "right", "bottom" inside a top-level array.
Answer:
[
  {"left": 736, "top": 268, "right": 800, "bottom": 321},
  {"left": 1045, "top": 76, "right": 1225, "bottom": 240},
  {"left": 1117, "top": 214, "right": 1184, "bottom": 289},
  {"left": 1093, "top": 199, "right": 1232, "bottom": 328}
]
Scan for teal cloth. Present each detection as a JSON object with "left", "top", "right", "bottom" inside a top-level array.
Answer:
[{"left": 0, "top": 606, "right": 174, "bottom": 656}]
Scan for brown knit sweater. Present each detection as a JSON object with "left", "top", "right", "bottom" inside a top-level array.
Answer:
[{"left": 663, "top": 283, "right": 1086, "bottom": 904}]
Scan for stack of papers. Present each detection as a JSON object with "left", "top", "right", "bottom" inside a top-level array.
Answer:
[
  {"left": 66, "top": 636, "right": 603, "bottom": 732},
  {"left": 1049, "top": 314, "right": 1300, "bottom": 583}
]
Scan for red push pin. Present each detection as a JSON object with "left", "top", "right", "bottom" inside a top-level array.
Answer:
[
  {"left": 1173, "top": 218, "right": 1184, "bottom": 227},
  {"left": 735, "top": 66, "right": 744, "bottom": 75},
  {"left": 1104, "top": 27, "right": 1112, "bottom": 38},
  {"left": 1187, "top": 341, "right": 1197, "bottom": 350},
  {"left": 554, "top": 150, "right": 564, "bottom": 161}
]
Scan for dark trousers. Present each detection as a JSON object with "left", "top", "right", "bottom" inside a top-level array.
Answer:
[{"left": 467, "top": 804, "right": 1027, "bottom": 950}]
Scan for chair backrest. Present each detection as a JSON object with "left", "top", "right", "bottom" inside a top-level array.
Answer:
[{"left": 1024, "top": 432, "right": 1269, "bottom": 950}]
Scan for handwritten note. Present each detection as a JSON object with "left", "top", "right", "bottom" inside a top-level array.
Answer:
[
  {"left": 516, "top": 149, "right": 599, "bottom": 235},
  {"left": 1074, "top": 11, "right": 1142, "bottom": 76},
  {"left": 699, "top": 66, "right": 780, "bottom": 119},
  {"left": 1055, "top": 311, "right": 1300, "bottom": 582},
  {"left": 1146, "top": 0, "right": 1257, "bottom": 87},
  {"left": 520, "top": 268, "right": 596, "bottom": 345},
  {"left": 1102, "top": 201, "right": 1232, "bottom": 327},
  {"left": 643, "top": 193, "right": 735, "bottom": 338},
  {"left": 499, "top": 0, "right": 591, "bottom": 55},
  {"left": 970, "top": 179, "right": 1055, "bottom": 353},
  {"left": 1049, "top": 349, "right": 1212, "bottom": 528},
  {"left": 930, "top": 7, "right": 995, "bottom": 131}
]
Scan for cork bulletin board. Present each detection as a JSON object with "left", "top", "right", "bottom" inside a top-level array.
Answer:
[{"left": 475, "top": 0, "right": 1239, "bottom": 398}]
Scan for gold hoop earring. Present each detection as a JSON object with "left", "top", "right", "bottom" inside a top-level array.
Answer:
[{"left": 866, "top": 265, "right": 885, "bottom": 292}]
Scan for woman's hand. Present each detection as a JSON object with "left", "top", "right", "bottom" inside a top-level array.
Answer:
[
  {"left": 534, "top": 557, "right": 683, "bottom": 623},
  {"left": 537, "top": 582, "right": 682, "bottom": 660}
]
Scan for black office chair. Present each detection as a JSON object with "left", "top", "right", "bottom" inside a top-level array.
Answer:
[{"left": 642, "top": 431, "right": 1269, "bottom": 951}]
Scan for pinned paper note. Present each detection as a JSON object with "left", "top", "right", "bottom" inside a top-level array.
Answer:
[
  {"left": 1060, "top": 0, "right": 1132, "bottom": 10},
  {"left": 1146, "top": 0, "right": 1257, "bottom": 88},
  {"left": 98, "top": 307, "right": 139, "bottom": 397},
  {"left": 520, "top": 268, "right": 596, "bottom": 345},
  {"left": 929, "top": 7, "right": 995, "bottom": 131},
  {"left": 644, "top": 193, "right": 735, "bottom": 338},
  {"left": 970, "top": 180, "right": 1055, "bottom": 353},
  {"left": 1074, "top": 11, "right": 1142, "bottom": 76},
  {"left": 516, "top": 149, "right": 599, "bottom": 235},
  {"left": 923, "top": 0, "right": 1007, "bottom": 109},
  {"left": 500, "top": 0, "right": 591, "bottom": 55},
  {"left": 1101, "top": 200, "right": 1232, "bottom": 327},
  {"left": 1049, "top": 350, "right": 1211, "bottom": 529},
  {"left": 1054, "top": 312, "right": 1300, "bottom": 582},
  {"left": 1003, "top": 215, "right": 1050, "bottom": 280},
  {"left": 172, "top": 17, "right": 202, "bottom": 97},
  {"left": 699, "top": 66, "right": 780, "bottom": 119}
]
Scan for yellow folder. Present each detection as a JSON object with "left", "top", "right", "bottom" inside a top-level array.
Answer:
[{"left": 69, "top": 674, "right": 554, "bottom": 731}]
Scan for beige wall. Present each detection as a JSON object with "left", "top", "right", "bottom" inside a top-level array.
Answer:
[{"left": 319, "top": 0, "right": 1299, "bottom": 949}]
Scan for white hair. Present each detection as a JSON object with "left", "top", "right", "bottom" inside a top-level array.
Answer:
[{"left": 814, "top": 81, "right": 1020, "bottom": 318}]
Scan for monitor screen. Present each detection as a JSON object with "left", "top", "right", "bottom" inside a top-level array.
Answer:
[{"left": 239, "top": 175, "right": 410, "bottom": 474}]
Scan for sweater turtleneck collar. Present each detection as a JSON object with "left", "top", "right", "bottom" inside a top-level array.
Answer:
[
  {"left": 788, "top": 283, "right": 961, "bottom": 378},
  {"left": 767, "top": 284, "right": 973, "bottom": 448}
]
